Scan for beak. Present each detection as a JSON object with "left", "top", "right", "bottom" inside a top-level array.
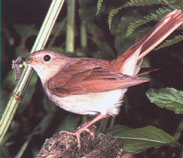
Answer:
[
  {"left": 26, "top": 56, "right": 41, "bottom": 65},
  {"left": 26, "top": 56, "right": 33, "bottom": 64}
]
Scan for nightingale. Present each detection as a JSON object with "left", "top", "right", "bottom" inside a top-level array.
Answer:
[{"left": 26, "top": 10, "right": 183, "bottom": 148}]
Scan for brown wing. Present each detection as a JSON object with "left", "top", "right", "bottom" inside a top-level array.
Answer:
[{"left": 47, "top": 64, "right": 149, "bottom": 97}]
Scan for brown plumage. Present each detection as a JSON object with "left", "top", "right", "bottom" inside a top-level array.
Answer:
[{"left": 47, "top": 59, "right": 149, "bottom": 97}]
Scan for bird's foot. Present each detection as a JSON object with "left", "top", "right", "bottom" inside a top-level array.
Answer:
[
  {"left": 60, "top": 114, "right": 109, "bottom": 148},
  {"left": 60, "top": 127, "right": 95, "bottom": 149}
]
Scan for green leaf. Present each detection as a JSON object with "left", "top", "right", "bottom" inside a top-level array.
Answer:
[
  {"left": 107, "top": 125, "right": 178, "bottom": 154},
  {"left": 106, "top": 125, "right": 131, "bottom": 134},
  {"left": 108, "top": 6, "right": 124, "bottom": 30},
  {"left": 96, "top": 0, "right": 103, "bottom": 15},
  {"left": 124, "top": 0, "right": 165, "bottom": 7},
  {"left": 146, "top": 88, "right": 183, "bottom": 114},
  {"left": 108, "top": 0, "right": 167, "bottom": 29},
  {"left": 126, "top": 7, "right": 170, "bottom": 37}
]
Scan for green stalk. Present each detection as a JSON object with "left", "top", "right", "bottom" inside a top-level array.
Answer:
[
  {"left": 66, "top": 0, "right": 76, "bottom": 53},
  {"left": 80, "top": 21, "right": 87, "bottom": 48},
  {"left": 0, "top": 0, "right": 65, "bottom": 144},
  {"left": 174, "top": 118, "right": 183, "bottom": 140}
]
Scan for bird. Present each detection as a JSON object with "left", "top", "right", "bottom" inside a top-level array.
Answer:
[{"left": 26, "top": 10, "right": 183, "bottom": 148}]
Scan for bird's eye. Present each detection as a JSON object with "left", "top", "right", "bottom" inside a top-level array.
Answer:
[{"left": 43, "top": 55, "right": 51, "bottom": 62}]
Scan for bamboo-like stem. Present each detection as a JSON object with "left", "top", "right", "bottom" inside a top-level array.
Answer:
[
  {"left": 0, "top": 0, "right": 65, "bottom": 144},
  {"left": 80, "top": 21, "right": 87, "bottom": 48},
  {"left": 65, "top": 0, "right": 75, "bottom": 52},
  {"left": 80, "top": 20, "right": 89, "bottom": 124}
]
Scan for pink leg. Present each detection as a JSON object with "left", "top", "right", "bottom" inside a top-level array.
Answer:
[{"left": 61, "top": 114, "right": 110, "bottom": 148}]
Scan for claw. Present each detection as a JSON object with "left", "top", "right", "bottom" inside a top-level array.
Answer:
[
  {"left": 60, "top": 114, "right": 109, "bottom": 148},
  {"left": 60, "top": 127, "right": 94, "bottom": 149}
]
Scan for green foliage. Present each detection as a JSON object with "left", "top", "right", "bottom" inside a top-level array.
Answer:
[
  {"left": 108, "top": 6, "right": 124, "bottom": 30},
  {"left": 126, "top": 7, "right": 171, "bottom": 37},
  {"left": 108, "top": 0, "right": 168, "bottom": 29},
  {"left": 133, "top": 26, "right": 152, "bottom": 39},
  {"left": 124, "top": 0, "right": 166, "bottom": 7},
  {"left": 107, "top": 125, "right": 178, "bottom": 154},
  {"left": 146, "top": 88, "right": 183, "bottom": 114},
  {"left": 96, "top": 0, "right": 103, "bottom": 15},
  {"left": 106, "top": 0, "right": 182, "bottom": 54}
]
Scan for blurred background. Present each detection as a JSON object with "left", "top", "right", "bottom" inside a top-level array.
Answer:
[{"left": 1, "top": 0, "right": 183, "bottom": 157}]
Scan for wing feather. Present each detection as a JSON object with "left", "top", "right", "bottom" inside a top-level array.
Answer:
[{"left": 47, "top": 64, "right": 149, "bottom": 97}]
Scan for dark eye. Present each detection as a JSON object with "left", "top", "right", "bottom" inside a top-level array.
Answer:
[{"left": 43, "top": 55, "right": 51, "bottom": 62}]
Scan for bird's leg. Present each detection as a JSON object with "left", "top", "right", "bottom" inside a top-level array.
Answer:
[{"left": 60, "top": 114, "right": 110, "bottom": 148}]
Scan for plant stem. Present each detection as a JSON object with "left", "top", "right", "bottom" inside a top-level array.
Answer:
[
  {"left": 66, "top": 0, "right": 75, "bottom": 53},
  {"left": 174, "top": 118, "right": 183, "bottom": 140},
  {"left": 0, "top": 0, "right": 65, "bottom": 144},
  {"left": 80, "top": 21, "right": 87, "bottom": 48}
]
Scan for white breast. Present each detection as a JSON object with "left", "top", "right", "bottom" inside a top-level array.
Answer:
[{"left": 45, "top": 88, "right": 127, "bottom": 116}]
